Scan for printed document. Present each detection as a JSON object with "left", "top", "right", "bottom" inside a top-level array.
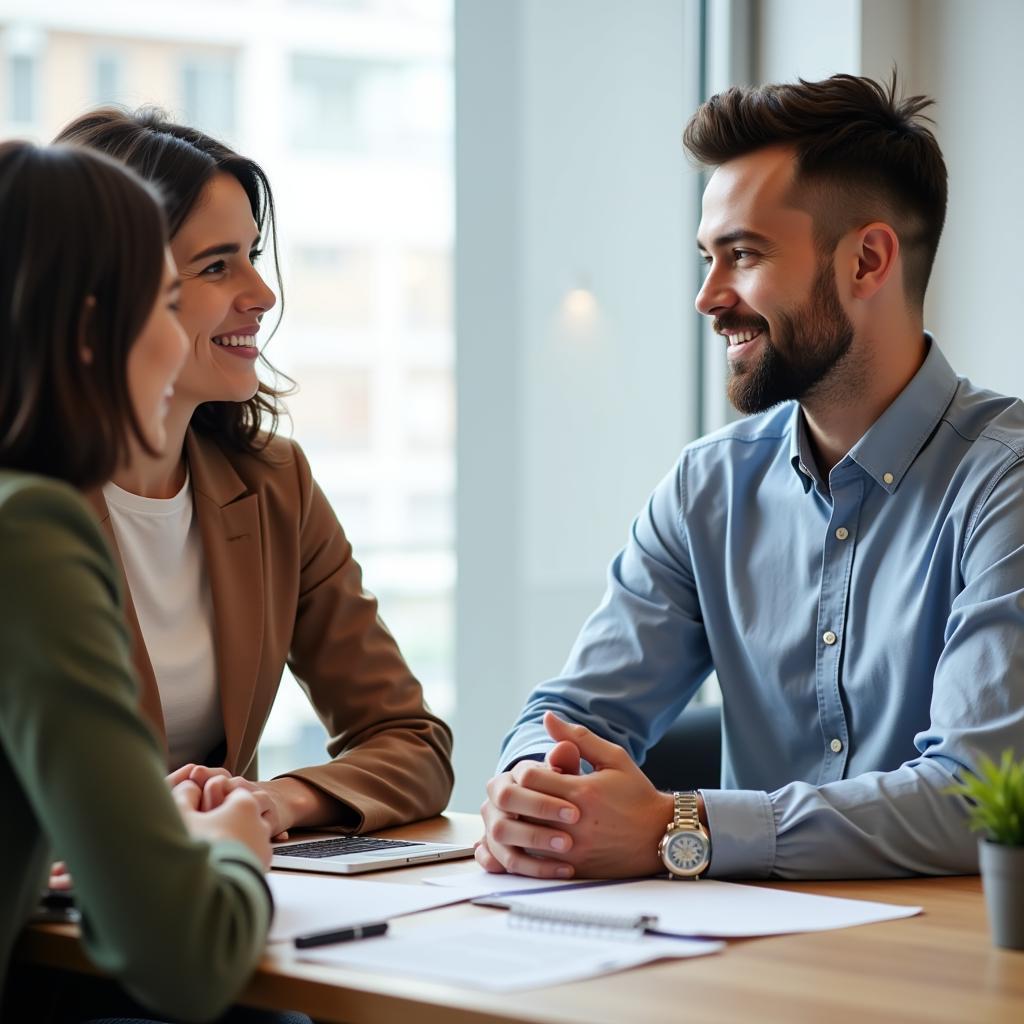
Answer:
[
  {"left": 295, "top": 913, "right": 722, "bottom": 991},
  {"left": 267, "top": 871, "right": 467, "bottom": 943}
]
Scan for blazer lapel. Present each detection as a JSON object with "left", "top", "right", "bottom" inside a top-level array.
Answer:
[
  {"left": 187, "top": 431, "right": 266, "bottom": 773},
  {"left": 84, "top": 488, "right": 169, "bottom": 758}
]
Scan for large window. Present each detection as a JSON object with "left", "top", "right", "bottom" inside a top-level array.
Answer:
[
  {"left": 181, "top": 54, "right": 237, "bottom": 139},
  {"left": 290, "top": 54, "right": 450, "bottom": 157},
  {"left": 92, "top": 50, "right": 122, "bottom": 105},
  {"left": 0, "top": 0, "right": 455, "bottom": 779},
  {"left": 7, "top": 52, "right": 35, "bottom": 123}
]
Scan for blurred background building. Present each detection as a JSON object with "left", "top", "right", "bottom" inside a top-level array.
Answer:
[{"left": 0, "top": 0, "right": 454, "bottom": 778}]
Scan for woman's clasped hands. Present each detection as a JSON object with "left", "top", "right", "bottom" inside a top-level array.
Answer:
[
  {"left": 49, "top": 765, "right": 278, "bottom": 890},
  {"left": 167, "top": 763, "right": 297, "bottom": 841}
]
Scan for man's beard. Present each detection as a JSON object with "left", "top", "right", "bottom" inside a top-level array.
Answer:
[{"left": 723, "top": 260, "right": 855, "bottom": 415}]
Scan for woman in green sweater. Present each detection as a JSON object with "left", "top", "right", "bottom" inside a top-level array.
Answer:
[{"left": 0, "top": 140, "right": 276, "bottom": 1021}]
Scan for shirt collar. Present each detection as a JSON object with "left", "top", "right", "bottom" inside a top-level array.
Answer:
[
  {"left": 788, "top": 408, "right": 818, "bottom": 494},
  {"left": 848, "top": 335, "right": 958, "bottom": 493},
  {"left": 788, "top": 334, "right": 959, "bottom": 495}
]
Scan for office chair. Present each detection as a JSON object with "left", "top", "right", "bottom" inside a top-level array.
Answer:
[{"left": 641, "top": 703, "right": 722, "bottom": 792}]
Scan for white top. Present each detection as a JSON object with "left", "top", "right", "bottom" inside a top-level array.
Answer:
[{"left": 103, "top": 471, "right": 224, "bottom": 769}]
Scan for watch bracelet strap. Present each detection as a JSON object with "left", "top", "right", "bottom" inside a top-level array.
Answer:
[{"left": 673, "top": 791, "right": 701, "bottom": 831}]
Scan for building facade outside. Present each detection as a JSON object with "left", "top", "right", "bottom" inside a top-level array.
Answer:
[{"left": 0, "top": 0, "right": 455, "bottom": 777}]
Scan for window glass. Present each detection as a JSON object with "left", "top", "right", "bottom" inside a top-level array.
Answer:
[
  {"left": 404, "top": 368, "right": 453, "bottom": 451},
  {"left": 93, "top": 51, "right": 121, "bottom": 104},
  {"left": 0, "top": 2, "right": 454, "bottom": 775},
  {"left": 290, "top": 55, "right": 450, "bottom": 157},
  {"left": 181, "top": 54, "right": 237, "bottom": 140},
  {"left": 290, "top": 246, "right": 375, "bottom": 328},
  {"left": 404, "top": 248, "right": 451, "bottom": 331},
  {"left": 9, "top": 53, "right": 34, "bottom": 123},
  {"left": 288, "top": 365, "right": 373, "bottom": 451}
]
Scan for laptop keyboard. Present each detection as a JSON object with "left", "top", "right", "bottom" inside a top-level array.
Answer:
[{"left": 274, "top": 836, "right": 425, "bottom": 859}]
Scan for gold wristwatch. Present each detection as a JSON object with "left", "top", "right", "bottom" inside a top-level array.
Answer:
[{"left": 658, "top": 791, "right": 711, "bottom": 879}]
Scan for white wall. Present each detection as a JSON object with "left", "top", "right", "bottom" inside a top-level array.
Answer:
[
  {"left": 754, "top": 0, "right": 915, "bottom": 84},
  {"left": 913, "top": 0, "right": 1024, "bottom": 397},
  {"left": 752, "top": 0, "right": 1023, "bottom": 395},
  {"left": 755, "top": 0, "right": 861, "bottom": 83},
  {"left": 453, "top": 0, "right": 702, "bottom": 809}
]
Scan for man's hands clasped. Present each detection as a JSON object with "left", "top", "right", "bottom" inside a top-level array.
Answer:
[{"left": 476, "top": 711, "right": 674, "bottom": 879}]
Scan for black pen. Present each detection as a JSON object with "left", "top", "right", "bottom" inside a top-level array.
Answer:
[
  {"left": 294, "top": 921, "right": 389, "bottom": 949},
  {"left": 36, "top": 890, "right": 79, "bottom": 923},
  {"left": 40, "top": 890, "right": 76, "bottom": 911}
]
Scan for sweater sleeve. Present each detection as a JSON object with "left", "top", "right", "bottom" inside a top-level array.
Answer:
[{"left": 0, "top": 480, "right": 271, "bottom": 1023}]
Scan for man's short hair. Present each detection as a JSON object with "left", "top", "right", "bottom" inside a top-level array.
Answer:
[{"left": 683, "top": 73, "right": 947, "bottom": 307}]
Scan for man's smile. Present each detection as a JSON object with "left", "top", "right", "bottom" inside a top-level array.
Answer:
[{"left": 718, "top": 326, "right": 767, "bottom": 360}]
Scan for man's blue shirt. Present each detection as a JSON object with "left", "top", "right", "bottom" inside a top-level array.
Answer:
[{"left": 500, "top": 340, "right": 1024, "bottom": 878}]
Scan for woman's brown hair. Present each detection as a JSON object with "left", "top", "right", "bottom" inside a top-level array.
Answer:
[
  {"left": 54, "top": 107, "right": 292, "bottom": 455},
  {"left": 0, "top": 141, "right": 168, "bottom": 488}
]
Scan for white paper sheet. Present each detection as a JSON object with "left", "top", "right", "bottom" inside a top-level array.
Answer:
[
  {"left": 422, "top": 867, "right": 599, "bottom": 899},
  {"left": 503, "top": 879, "right": 921, "bottom": 937},
  {"left": 295, "top": 914, "right": 722, "bottom": 991},
  {"left": 266, "top": 872, "right": 470, "bottom": 943}
]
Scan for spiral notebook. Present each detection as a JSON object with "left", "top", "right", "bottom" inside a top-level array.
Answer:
[
  {"left": 294, "top": 903, "right": 722, "bottom": 991},
  {"left": 482, "top": 878, "right": 922, "bottom": 937}
]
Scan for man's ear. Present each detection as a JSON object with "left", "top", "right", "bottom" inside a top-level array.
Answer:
[
  {"left": 78, "top": 295, "right": 96, "bottom": 365},
  {"left": 850, "top": 222, "right": 900, "bottom": 300}
]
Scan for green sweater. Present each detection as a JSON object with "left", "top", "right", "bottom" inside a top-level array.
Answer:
[{"left": 0, "top": 472, "right": 271, "bottom": 1021}]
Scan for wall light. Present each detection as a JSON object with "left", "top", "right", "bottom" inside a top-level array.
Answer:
[{"left": 562, "top": 285, "right": 598, "bottom": 321}]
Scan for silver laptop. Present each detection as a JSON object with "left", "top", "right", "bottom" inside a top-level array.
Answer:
[{"left": 270, "top": 833, "right": 476, "bottom": 875}]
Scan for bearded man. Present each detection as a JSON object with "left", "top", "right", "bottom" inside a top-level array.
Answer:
[{"left": 479, "top": 73, "right": 1024, "bottom": 881}]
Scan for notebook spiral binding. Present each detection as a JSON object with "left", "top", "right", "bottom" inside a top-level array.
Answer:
[{"left": 505, "top": 902, "right": 657, "bottom": 941}]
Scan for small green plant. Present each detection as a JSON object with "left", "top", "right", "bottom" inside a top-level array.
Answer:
[{"left": 947, "top": 750, "right": 1024, "bottom": 846}]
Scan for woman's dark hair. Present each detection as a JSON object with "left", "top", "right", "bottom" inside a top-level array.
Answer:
[
  {"left": 54, "top": 107, "right": 292, "bottom": 455},
  {"left": 684, "top": 72, "right": 948, "bottom": 307},
  {"left": 0, "top": 141, "right": 168, "bottom": 488}
]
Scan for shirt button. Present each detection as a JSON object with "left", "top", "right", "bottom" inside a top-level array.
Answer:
[
  {"left": 830, "top": 738, "right": 843, "bottom": 753},
  {"left": 883, "top": 472, "right": 894, "bottom": 485},
  {"left": 835, "top": 527, "right": 849, "bottom": 541},
  {"left": 822, "top": 630, "right": 837, "bottom": 646}
]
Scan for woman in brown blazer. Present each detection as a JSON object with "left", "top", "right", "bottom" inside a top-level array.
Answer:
[{"left": 54, "top": 109, "right": 454, "bottom": 840}]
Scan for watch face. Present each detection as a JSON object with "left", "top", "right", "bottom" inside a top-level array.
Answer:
[{"left": 665, "top": 831, "right": 709, "bottom": 874}]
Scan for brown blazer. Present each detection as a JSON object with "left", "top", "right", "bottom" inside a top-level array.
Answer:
[{"left": 87, "top": 429, "right": 454, "bottom": 832}]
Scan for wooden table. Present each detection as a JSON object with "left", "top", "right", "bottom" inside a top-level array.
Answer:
[{"left": 17, "top": 812, "right": 1024, "bottom": 1023}]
